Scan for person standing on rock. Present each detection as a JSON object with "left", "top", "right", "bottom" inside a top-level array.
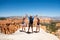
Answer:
[
  {"left": 21, "top": 17, "right": 26, "bottom": 32},
  {"left": 28, "top": 16, "right": 34, "bottom": 33},
  {"left": 36, "top": 18, "right": 40, "bottom": 32}
]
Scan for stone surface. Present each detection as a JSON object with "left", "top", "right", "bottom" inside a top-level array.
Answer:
[{"left": 0, "top": 27, "right": 59, "bottom": 40}]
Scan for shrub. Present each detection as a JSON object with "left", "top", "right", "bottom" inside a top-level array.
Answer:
[{"left": 0, "top": 17, "right": 6, "bottom": 20}]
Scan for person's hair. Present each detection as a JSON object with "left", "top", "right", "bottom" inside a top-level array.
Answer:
[
  {"left": 30, "top": 16, "right": 32, "bottom": 18},
  {"left": 23, "top": 17, "right": 25, "bottom": 20},
  {"left": 37, "top": 18, "right": 40, "bottom": 21}
]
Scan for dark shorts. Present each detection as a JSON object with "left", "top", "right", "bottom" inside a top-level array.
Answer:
[{"left": 29, "top": 23, "right": 33, "bottom": 27}]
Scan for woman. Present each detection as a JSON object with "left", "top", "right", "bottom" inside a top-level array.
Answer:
[
  {"left": 21, "top": 17, "right": 26, "bottom": 32},
  {"left": 36, "top": 18, "right": 40, "bottom": 32}
]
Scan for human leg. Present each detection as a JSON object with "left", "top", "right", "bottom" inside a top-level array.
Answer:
[{"left": 31, "top": 24, "right": 33, "bottom": 33}]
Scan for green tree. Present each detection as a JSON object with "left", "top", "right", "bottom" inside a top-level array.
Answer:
[
  {"left": 48, "top": 22, "right": 56, "bottom": 33},
  {"left": 0, "top": 17, "right": 6, "bottom": 20}
]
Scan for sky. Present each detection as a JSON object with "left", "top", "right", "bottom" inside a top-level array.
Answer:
[{"left": 0, "top": 0, "right": 60, "bottom": 17}]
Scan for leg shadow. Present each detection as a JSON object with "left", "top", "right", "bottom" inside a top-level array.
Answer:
[
  {"left": 34, "top": 31, "right": 39, "bottom": 33},
  {"left": 26, "top": 31, "right": 33, "bottom": 34},
  {"left": 20, "top": 30, "right": 24, "bottom": 32}
]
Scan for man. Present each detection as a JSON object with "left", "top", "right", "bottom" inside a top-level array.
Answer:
[{"left": 28, "top": 16, "right": 34, "bottom": 33}]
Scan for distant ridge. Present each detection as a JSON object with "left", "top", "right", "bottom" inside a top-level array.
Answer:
[{"left": 0, "top": 16, "right": 60, "bottom": 20}]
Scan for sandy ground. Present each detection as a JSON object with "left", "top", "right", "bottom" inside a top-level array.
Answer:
[{"left": 0, "top": 27, "right": 59, "bottom": 40}]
